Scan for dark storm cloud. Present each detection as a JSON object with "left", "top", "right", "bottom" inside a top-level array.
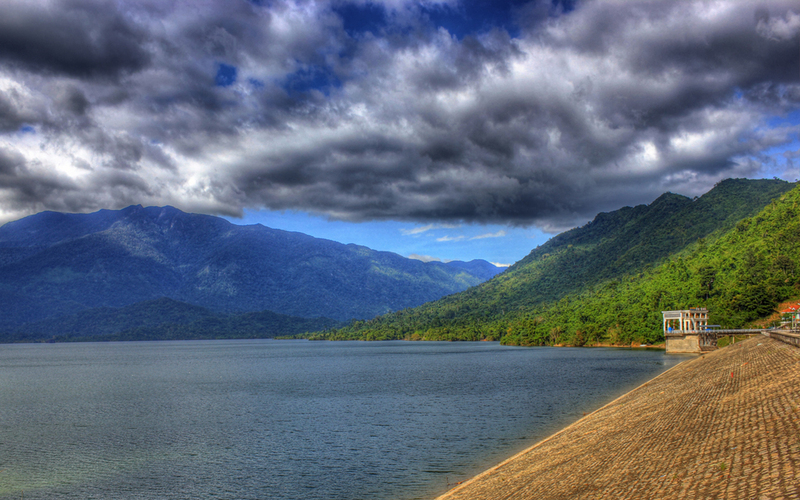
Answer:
[
  {"left": 0, "top": 0, "right": 150, "bottom": 78},
  {"left": 560, "top": 1, "right": 799, "bottom": 128},
  {"left": 0, "top": 0, "right": 798, "bottom": 229},
  {"left": 0, "top": 90, "right": 28, "bottom": 133}
]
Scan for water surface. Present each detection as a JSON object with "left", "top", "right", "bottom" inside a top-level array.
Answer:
[{"left": 0, "top": 340, "right": 691, "bottom": 499}]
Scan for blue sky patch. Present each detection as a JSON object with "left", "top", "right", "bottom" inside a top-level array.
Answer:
[
  {"left": 282, "top": 64, "right": 341, "bottom": 96},
  {"left": 766, "top": 109, "right": 800, "bottom": 128},
  {"left": 421, "top": 0, "right": 577, "bottom": 39},
  {"left": 215, "top": 63, "right": 237, "bottom": 87},
  {"left": 226, "top": 209, "right": 541, "bottom": 265},
  {"left": 334, "top": 2, "right": 387, "bottom": 37},
  {"left": 424, "top": 0, "right": 523, "bottom": 38}
]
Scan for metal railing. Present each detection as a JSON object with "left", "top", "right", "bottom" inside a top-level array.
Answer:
[{"left": 665, "top": 329, "right": 764, "bottom": 335}]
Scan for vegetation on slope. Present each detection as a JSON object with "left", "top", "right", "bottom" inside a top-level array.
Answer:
[
  {"left": 311, "top": 179, "right": 798, "bottom": 344},
  {"left": 499, "top": 187, "right": 800, "bottom": 346},
  {"left": 4, "top": 297, "right": 341, "bottom": 343}
]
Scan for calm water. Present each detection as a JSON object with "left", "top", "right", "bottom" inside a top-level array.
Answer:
[{"left": 0, "top": 340, "right": 690, "bottom": 500}]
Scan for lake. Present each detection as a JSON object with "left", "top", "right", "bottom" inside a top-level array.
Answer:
[{"left": 0, "top": 340, "right": 691, "bottom": 499}]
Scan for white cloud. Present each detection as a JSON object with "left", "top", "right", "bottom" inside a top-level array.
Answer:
[
  {"left": 470, "top": 230, "right": 506, "bottom": 240},
  {"left": 756, "top": 10, "right": 800, "bottom": 41},
  {"left": 408, "top": 253, "right": 443, "bottom": 262},
  {"left": 400, "top": 223, "right": 459, "bottom": 236},
  {"left": 436, "top": 235, "right": 465, "bottom": 242}
]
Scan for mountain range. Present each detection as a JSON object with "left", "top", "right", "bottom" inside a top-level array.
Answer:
[
  {"left": 4, "top": 178, "right": 795, "bottom": 345},
  {"left": 0, "top": 205, "right": 502, "bottom": 341}
]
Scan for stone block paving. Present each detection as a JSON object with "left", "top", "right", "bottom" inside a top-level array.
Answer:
[{"left": 436, "top": 337, "right": 800, "bottom": 500}]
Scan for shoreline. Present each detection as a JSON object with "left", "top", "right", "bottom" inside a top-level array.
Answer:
[
  {"left": 435, "top": 336, "right": 800, "bottom": 500},
  {"left": 433, "top": 350, "right": 687, "bottom": 496}
]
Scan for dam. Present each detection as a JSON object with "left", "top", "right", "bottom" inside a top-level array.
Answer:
[{"left": 435, "top": 335, "right": 800, "bottom": 500}]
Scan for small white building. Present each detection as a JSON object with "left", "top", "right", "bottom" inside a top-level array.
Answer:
[
  {"left": 662, "top": 308, "right": 709, "bottom": 334},
  {"left": 780, "top": 305, "right": 799, "bottom": 330},
  {"left": 662, "top": 308, "right": 710, "bottom": 354}
]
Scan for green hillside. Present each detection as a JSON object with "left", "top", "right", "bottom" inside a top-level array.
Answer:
[{"left": 312, "top": 179, "right": 797, "bottom": 343}]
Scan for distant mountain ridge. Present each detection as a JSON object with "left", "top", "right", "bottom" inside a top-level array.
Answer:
[
  {"left": 0, "top": 205, "right": 502, "bottom": 335},
  {"left": 441, "top": 259, "right": 505, "bottom": 281}
]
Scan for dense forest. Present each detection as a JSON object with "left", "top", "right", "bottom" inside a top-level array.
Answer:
[
  {"left": 4, "top": 297, "right": 342, "bottom": 343},
  {"left": 311, "top": 179, "right": 799, "bottom": 345}
]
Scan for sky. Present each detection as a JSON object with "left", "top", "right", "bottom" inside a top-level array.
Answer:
[{"left": 0, "top": 0, "right": 798, "bottom": 265}]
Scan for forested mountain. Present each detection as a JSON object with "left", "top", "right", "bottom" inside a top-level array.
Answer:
[
  {"left": 0, "top": 205, "right": 502, "bottom": 335},
  {"left": 315, "top": 179, "right": 798, "bottom": 343},
  {"left": 4, "top": 298, "right": 341, "bottom": 343}
]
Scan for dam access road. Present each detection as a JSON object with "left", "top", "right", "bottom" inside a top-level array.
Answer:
[{"left": 436, "top": 336, "right": 800, "bottom": 500}]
